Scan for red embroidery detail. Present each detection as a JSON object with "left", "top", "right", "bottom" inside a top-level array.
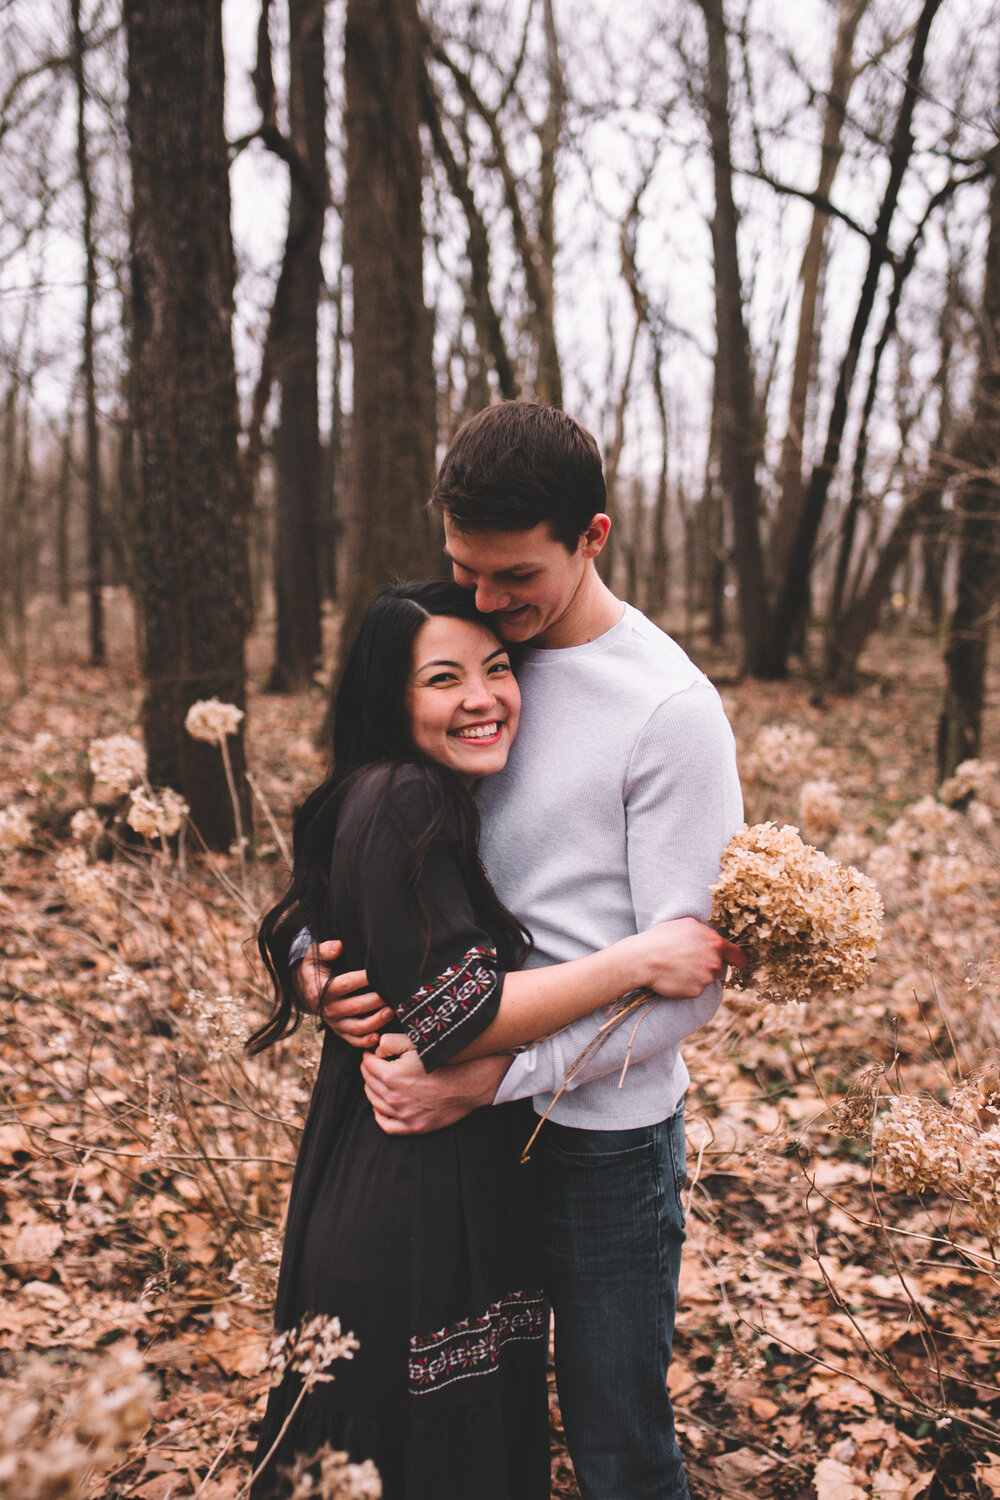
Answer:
[
  {"left": 399, "top": 945, "right": 499, "bottom": 1055},
  {"left": 409, "top": 1291, "right": 547, "bottom": 1395}
]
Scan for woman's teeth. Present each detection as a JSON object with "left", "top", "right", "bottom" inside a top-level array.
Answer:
[{"left": 453, "top": 722, "right": 499, "bottom": 740}]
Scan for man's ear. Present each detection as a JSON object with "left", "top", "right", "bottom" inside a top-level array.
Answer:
[{"left": 580, "top": 513, "right": 612, "bottom": 558}]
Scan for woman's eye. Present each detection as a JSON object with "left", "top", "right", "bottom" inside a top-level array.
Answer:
[
  {"left": 427, "top": 673, "right": 457, "bottom": 686},
  {"left": 488, "top": 661, "right": 511, "bottom": 676}
]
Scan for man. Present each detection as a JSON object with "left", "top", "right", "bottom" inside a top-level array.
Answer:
[{"left": 300, "top": 402, "right": 743, "bottom": 1499}]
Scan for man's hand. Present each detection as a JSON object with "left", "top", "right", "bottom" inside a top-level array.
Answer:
[
  {"left": 360, "top": 1037, "right": 511, "bottom": 1134},
  {"left": 295, "top": 939, "right": 393, "bottom": 1047}
]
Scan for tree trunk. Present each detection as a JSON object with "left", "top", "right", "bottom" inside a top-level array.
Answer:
[
  {"left": 938, "top": 136, "right": 1000, "bottom": 778},
  {"left": 70, "top": 0, "right": 105, "bottom": 666},
  {"left": 266, "top": 0, "right": 328, "bottom": 693},
  {"left": 337, "top": 0, "right": 439, "bottom": 687},
  {"left": 770, "top": 0, "right": 868, "bottom": 581},
  {"left": 764, "top": 0, "right": 944, "bottom": 675},
  {"left": 124, "top": 0, "right": 251, "bottom": 849},
  {"left": 696, "top": 0, "right": 769, "bottom": 673}
]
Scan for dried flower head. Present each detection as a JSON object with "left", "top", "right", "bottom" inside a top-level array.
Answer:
[
  {"left": 88, "top": 734, "right": 147, "bottom": 800},
  {"left": 230, "top": 1228, "right": 284, "bottom": 1306},
  {"left": 55, "top": 846, "right": 116, "bottom": 915},
  {"left": 939, "top": 758, "right": 999, "bottom": 807},
  {"left": 832, "top": 1064, "right": 885, "bottom": 1142},
  {"left": 964, "top": 1126, "right": 1000, "bottom": 1242},
  {"left": 281, "top": 1446, "right": 382, "bottom": 1500},
  {"left": 69, "top": 807, "right": 103, "bottom": 844},
  {"left": 744, "top": 723, "right": 819, "bottom": 782},
  {"left": 184, "top": 698, "right": 244, "bottom": 743},
  {"left": 267, "top": 1314, "right": 360, "bottom": 1392},
  {"left": 923, "top": 854, "right": 978, "bottom": 904},
  {"left": 0, "top": 1345, "right": 154, "bottom": 1499},
  {"left": 798, "top": 779, "right": 843, "bottom": 842},
  {"left": 188, "top": 989, "right": 244, "bottom": 1062},
  {"left": 0, "top": 803, "right": 32, "bottom": 852},
  {"left": 709, "top": 822, "right": 884, "bottom": 1003},
  {"left": 126, "top": 785, "right": 188, "bottom": 841},
  {"left": 871, "top": 1094, "right": 967, "bottom": 1194}
]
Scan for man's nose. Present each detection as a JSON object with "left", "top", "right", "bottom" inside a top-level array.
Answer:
[{"left": 475, "top": 580, "right": 509, "bottom": 613}]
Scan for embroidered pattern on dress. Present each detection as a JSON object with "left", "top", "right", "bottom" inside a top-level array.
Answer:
[
  {"left": 398, "top": 944, "right": 499, "bottom": 1055},
  {"left": 409, "top": 1290, "right": 547, "bottom": 1395}
]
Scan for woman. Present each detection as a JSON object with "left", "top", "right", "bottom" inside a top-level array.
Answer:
[{"left": 249, "top": 581, "right": 729, "bottom": 1500}]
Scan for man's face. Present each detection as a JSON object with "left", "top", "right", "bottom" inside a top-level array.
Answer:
[{"left": 443, "top": 517, "right": 590, "bottom": 646}]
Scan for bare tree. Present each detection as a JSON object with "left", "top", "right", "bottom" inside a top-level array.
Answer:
[
  {"left": 69, "top": 0, "right": 104, "bottom": 665},
  {"left": 243, "top": 0, "right": 329, "bottom": 694},
  {"left": 336, "top": 0, "right": 439, "bottom": 685},
  {"left": 124, "top": 0, "right": 251, "bottom": 848},
  {"left": 938, "top": 126, "right": 1000, "bottom": 777}
]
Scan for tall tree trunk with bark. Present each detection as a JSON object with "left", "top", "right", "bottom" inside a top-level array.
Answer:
[
  {"left": 264, "top": 0, "right": 328, "bottom": 693},
  {"left": 70, "top": 0, "right": 105, "bottom": 666},
  {"left": 124, "top": 0, "right": 251, "bottom": 848},
  {"left": 770, "top": 0, "right": 868, "bottom": 582},
  {"left": 696, "top": 0, "right": 769, "bottom": 671},
  {"left": 762, "top": 0, "right": 944, "bottom": 675},
  {"left": 938, "top": 134, "right": 1000, "bottom": 778},
  {"left": 338, "top": 0, "right": 438, "bottom": 676}
]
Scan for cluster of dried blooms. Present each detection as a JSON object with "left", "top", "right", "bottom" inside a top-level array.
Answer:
[
  {"left": 54, "top": 846, "right": 116, "bottom": 914},
  {"left": 267, "top": 1314, "right": 361, "bottom": 1393},
  {"left": 871, "top": 1095, "right": 966, "bottom": 1194},
  {"left": 281, "top": 1446, "right": 382, "bottom": 1499},
  {"left": 709, "top": 822, "right": 884, "bottom": 1003},
  {"left": 797, "top": 779, "right": 843, "bottom": 843},
  {"left": 742, "top": 722, "right": 819, "bottom": 782},
  {"left": 88, "top": 733, "right": 147, "bottom": 801},
  {"left": 939, "top": 757, "right": 1000, "bottom": 808},
  {"left": 184, "top": 697, "right": 245, "bottom": 743},
  {"left": 187, "top": 988, "right": 246, "bottom": 1063},
  {"left": 230, "top": 1227, "right": 284, "bottom": 1306},
  {"left": 867, "top": 1078, "right": 1000, "bottom": 1243},
  {"left": 126, "top": 785, "right": 189, "bottom": 841},
  {"left": 0, "top": 1344, "right": 154, "bottom": 1500},
  {"left": 0, "top": 803, "right": 32, "bottom": 851}
]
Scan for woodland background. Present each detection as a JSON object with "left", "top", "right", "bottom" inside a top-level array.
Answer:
[{"left": 2, "top": 0, "right": 1000, "bottom": 1495}]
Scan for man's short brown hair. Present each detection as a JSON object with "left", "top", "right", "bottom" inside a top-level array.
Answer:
[{"left": 430, "top": 402, "right": 607, "bottom": 550}]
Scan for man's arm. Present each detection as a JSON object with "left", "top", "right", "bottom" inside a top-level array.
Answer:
[
  {"left": 493, "top": 679, "right": 743, "bottom": 1105},
  {"left": 360, "top": 1037, "right": 512, "bottom": 1133}
]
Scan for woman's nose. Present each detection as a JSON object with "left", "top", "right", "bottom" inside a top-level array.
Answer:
[{"left": 462, "top": 675, "right": 495, "bottom": 710}]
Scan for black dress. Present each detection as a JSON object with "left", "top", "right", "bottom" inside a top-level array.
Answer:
[{"left": 251, "top": 763, "right": 549, "bottom": 1500}]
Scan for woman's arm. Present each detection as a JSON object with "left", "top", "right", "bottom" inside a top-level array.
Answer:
[{"left": 449, "top": 917, "right": 741, "bottom": 1061}]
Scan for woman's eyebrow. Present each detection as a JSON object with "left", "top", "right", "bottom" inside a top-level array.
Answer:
[
  {"left": 483, "top": 647, "right": 508, "bottom": 663},
  {"left": 415, "top": 658, "right": 462, "bottom": 670}
]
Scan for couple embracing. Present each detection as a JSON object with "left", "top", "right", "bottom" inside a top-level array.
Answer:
[{"left": 248, "top": 402, "right": 744, "bottom": 1500}]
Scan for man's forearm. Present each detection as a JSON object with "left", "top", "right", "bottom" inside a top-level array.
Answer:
[{"left": 493, "top": 983, "right": 722, "bottom": 1104}]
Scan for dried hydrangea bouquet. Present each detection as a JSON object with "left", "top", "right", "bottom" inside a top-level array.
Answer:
[
  {"left": 521, "top": 822, "right": 884, "bottom": 1158},
  {"left": 709, "top": 820, "right": 884, "bottom": 1004}
]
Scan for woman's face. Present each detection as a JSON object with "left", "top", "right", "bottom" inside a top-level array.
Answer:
[{"left": 406, "top": 615, "right": 520, "bottom": 784}]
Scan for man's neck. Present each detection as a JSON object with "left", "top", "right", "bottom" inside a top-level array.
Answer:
[{"left": 534, "top": 568, "right": 625, "bottom": 649}]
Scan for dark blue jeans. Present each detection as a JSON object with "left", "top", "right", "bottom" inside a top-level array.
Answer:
[{"left": 539, "top": 1105, "right": 690, "bottom": 1500}]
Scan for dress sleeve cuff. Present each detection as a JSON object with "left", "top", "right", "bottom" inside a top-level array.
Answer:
[{"left": 398, "top": 945, "right": 504, "bottom": 1071}]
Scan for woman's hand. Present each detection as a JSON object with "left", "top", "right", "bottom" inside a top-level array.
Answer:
[
  {"left": 629, "top": 917, "right": 744, "bottom": 999},
  {"left": 294, "top": 939, "right": 394, "bottom": 1047}
]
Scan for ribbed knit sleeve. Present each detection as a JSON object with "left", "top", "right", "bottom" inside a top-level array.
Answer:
[{"left": 494, "top": 680, "right": 742, "bottom": 1105}]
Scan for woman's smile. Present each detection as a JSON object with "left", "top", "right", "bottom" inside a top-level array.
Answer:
[{"left": 407, "top": 615, "right": 521, "bottom": 782}]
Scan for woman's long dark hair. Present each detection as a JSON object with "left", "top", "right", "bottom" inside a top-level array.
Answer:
[{"left": 247, "top": 580, "right": 531, "bottom": 1053}]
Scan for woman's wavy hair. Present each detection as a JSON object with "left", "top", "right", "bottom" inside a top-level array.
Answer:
[{"left": 247, "top": 580, "right": 530, "bottom": 1053}]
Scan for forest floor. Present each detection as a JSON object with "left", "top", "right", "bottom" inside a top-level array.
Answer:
[{"left": 2, "top": 591, "right": 1000, "bottom": 1500}]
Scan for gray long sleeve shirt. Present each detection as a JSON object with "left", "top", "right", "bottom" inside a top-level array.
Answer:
[{"left": 481, "top": 603, "right": 743, "bottom": 1129}]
